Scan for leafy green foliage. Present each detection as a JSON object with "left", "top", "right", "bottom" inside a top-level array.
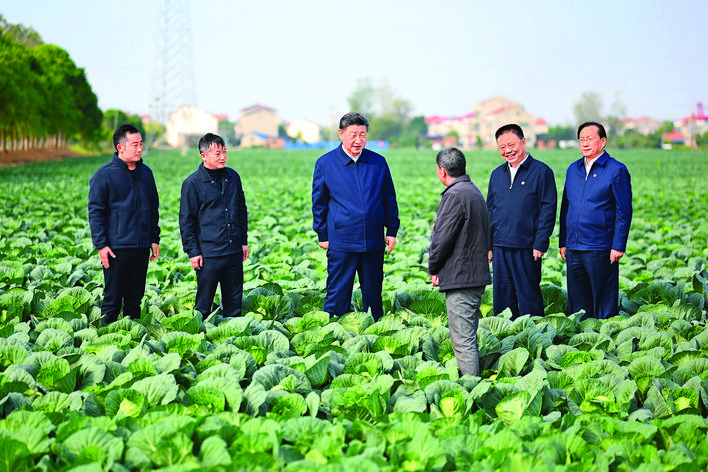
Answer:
[{"left": 0, "top": 149, "right": 707, "bottom": 469}]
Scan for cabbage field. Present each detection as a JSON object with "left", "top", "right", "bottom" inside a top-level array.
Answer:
[{"left": 1, "top": 147, "right": 708, "bottom": 471}]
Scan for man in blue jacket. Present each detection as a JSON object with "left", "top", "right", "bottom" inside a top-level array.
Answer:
[
  {"left": 179, "top": 133, "right": 249, "bottom": 319},
  {"left": 559, "top": 121, "right": 632, "bottom": 319},
  {"left": 487, "top": 124, "right": 557, "bottom": 319},
  {"left": 88, "top": 124, "right": 160, "bottom": 324},
  {"left": 429, "top": 147, "right": 491, "bottom": 376},
  {"left": 312, "top": 112, "right": 399, "bottom": 320}
]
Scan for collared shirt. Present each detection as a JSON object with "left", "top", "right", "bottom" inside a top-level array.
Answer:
[
  {"left": 508, "top": 153, "right": 529, "bottom": 185},
  {"left": 584, "top": 154, "right": 602, "bottom": 177},
  {"left": 343, "top": 147, "right": 361, "bottom": 162}
]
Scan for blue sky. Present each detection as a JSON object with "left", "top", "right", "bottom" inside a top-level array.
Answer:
[{"left": 3, "top": 0, "right": 707, "bottom": 127}]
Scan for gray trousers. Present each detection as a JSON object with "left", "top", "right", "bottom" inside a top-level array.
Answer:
[{"left": 445, "top": 286, "right": 485, "bottom": 377}]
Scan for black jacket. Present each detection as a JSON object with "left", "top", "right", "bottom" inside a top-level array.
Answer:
[
  {"left": 88, "top": 153, "right": 160, "bottom": 250},
  {"left": 429, "top": 175, "right": 491, "bottom": 291},
  {"left": 179, "top": 164, "right": 248, "bottom": 258}
]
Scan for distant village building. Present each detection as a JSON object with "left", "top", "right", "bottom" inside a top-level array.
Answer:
[
  {"left": 240, "top": 132, "right": 285, "bottom": 149},
  {"left": 620, "top": 116, "right": 662, "bottom": 135},
  {"left": 165, "top": 105, "right": 218, "bottom": 148},
  {"left": 236, "top": 104, "right": 281, "bottom": 147},
  {"left": 673, "top": 103, "right": 708, "bottom": 147},
  {"left": 425, "top": 96, "right": 546, "bottom": 149},
  {"left": 286, "top": 119, "right": 321, "bottom": 143}
]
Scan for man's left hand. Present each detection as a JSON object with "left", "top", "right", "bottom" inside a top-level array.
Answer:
[
  {"left": 533, "top": 249, "right": 544, "bottom": 261},
  {"left": 150, "top": 243, "right": 160, "bottom": 261},
  {"left": 242, "top": 245, "right": 250, "bottom": 261},
  {"left": 386, "top": 236, "right": 396, "bottom": 255},
  {"left": 431, "top": 274, "right": 439, "bottom": 287},
  {"left": 610, "top": 250, "right": 624, "bottom": 263}
]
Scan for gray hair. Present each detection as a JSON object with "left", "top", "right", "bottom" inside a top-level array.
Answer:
[{"left": 436, "top": 147, "right": 466, "bottom": 178}]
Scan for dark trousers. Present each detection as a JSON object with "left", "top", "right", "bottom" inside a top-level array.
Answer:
[
  {"left": 325, "top": 249, "right": 384, "bottom": 320},
  {"left": 102, "top": 248, "right": 150, "bottom": 323},
  {"left": 492, "top": 246, "right": 544, "bottom": 318},
  {"left": 195, "top": 253, "right": 244, "bottom": 317},
  {"left": 566, "top": 249, "right": 619, "bottom": 319}
]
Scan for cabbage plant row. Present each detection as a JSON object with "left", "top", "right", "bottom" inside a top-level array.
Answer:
[{"left": 1, "top": 149, "right": 707, "bottom": 471}]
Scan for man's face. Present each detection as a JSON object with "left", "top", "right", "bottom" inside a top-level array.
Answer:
[
  {"left": 117, "top": 132, "right": 143, "bottom": 164},
  {"left": 339, "top": 125, "right": 367, "bottom": 157},
  {"left": 496, "top": 132, "right": 526, "bottom": 168},
  {"left": 201, "top": 143, "right": 228, "bottom": 170},
  {"left": 579, "top": 125, "right": 606, "bottom": 160}
]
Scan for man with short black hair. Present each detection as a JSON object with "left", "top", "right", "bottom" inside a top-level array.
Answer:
[
  {"left": 88, "top": 124, "right": 160, "bottom": 324},
  {"left": 487, "top": 123, "right": 557, "bottom": 318},
  {"left": 312, "top": 112, "right": 399, "bottom": 320},
  {"left": 429, "top": 147, "right": 491, "bottom": 376},
  {"left": 179, "top": 133, "right": 249, "bottom": 319},
  {"left": 559, "top": 121, "right": 632, "bottom": 319}
]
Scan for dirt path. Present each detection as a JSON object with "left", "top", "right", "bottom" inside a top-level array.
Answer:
[{"left": 0, "top": 149, "right": 88, "bottom": 167}]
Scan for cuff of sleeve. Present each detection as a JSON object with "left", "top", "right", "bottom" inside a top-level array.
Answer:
[{"left": 317, "top": 233, "right": 328, "bottom": 242}]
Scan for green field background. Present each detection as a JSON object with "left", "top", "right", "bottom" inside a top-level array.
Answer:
[
  {"left": 2, "top": 147, "right": 707, "bottom": 298},
  {"left": 2, "top": 148, "right": 708, "bottom": 471}
]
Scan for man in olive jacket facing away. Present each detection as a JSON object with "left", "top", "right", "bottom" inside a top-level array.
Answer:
[
  {"left": 429, "top": 147, "right": 492, "bottom": 377},
  {"left": 179, "top": 133, "right": 249, "bottom": 318}
]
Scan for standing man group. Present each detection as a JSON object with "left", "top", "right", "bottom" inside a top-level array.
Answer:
[
  {"left": 88, "top": 124, "right": 160, "bottom": 324},
  {"left": 559, "top": 121, "right": 632, "bottom": 319},
  {"left": 311, "top": 112, "right": 400, "bottom": 320},
  {"left": 487, "top": 124, "right": 557, "bottom": 319},
  {"left": 428, "top": 147, "right": 491, "bottom": 377},
  {"left": 179, "top": 133, "right": 249, "bottom": 319}
]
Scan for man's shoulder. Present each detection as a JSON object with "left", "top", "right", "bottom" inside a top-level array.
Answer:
[
  {"left": 315, "top": 146, "right": 342, "bottom": 165},
  {"left": 525, "top": 156, "right": 555, "bottom": 179},
  {"left": 604, "top": 153, "right": 629, "bottom": 170},
  {"left": 362, "top": 148, "right": 386, "bottom": 162}
]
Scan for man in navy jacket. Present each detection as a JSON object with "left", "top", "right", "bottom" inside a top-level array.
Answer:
[
  {"left": 559, "top": 121, "right": 632, "bottom": 319},
  {"left": 487, "top": 124, "right": 557, "bottom": 318},
  {"left": 179, "top": 133, "right": 249, "bottom": 318},
  {"left": 312, "top": 113, "right": 399, "bottom": 320},
  {"left": 88, "top": 124, "right": 160, "bottom": 323}
]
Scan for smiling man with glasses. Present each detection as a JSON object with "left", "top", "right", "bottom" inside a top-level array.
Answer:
[
  {"left": 486, "top": 124, "right": 557, "bottom": 319},
  {"left": 559, "top": 121, "right": 633, "bottom": 320}
]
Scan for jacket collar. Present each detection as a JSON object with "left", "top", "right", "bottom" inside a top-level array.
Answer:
[
  {"left": 197, "top": 162, "right": 231, "bottom": 181},
  {"left": 441, "top": 174, "right": 471, "bottom": 195},
  {"left": 502, "top": 153, "right": 534, "bottom": 173},
  {"left": 112, "top": 152, "right": 142, "bottom": 170},
  {"left": 576, "top": 150, "right": 609, "bottom": 169},
  {"left": 337, "top": 144, "right": 369, "bottom": 165}
]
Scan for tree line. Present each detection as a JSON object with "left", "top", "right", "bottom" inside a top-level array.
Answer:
[{"left": 0, "top": 15, "right": 103, "bottom": 152}]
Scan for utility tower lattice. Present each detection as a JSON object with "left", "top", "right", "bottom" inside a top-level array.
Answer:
[{"left": 149, "top": 0, "right": 197, "bottom": 125}]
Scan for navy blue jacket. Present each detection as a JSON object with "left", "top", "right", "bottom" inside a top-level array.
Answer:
[
  {"left": 179, "top": 164, "right": 248, "bottom": 258},
  {"left": 88, "top": 153, "right": 160, "bottom": 250},
  {"left": 312, "top": 145, "right": 399, "bottom": 252},
  {"left": 559, "top": 151, "right": 632, "bottom": 251},
  {"left": 486, "top": 155, "right": 557, "bottom": 252},
  {"left": 429, "top": 175, "right": 492, "bottom": 291}
]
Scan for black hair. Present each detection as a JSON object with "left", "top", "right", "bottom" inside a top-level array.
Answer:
[
  {"left": 113, "top": 124, "right": 141, "bottom": 150},
  {"left": 495, "top": 123, "right": 524, "bottom": 141},
  {"left": 339, "top": 112, "right": 369, "bottom": 131},
  {"left": 577, "top": 121, "right": 607, "bottom": 139},
  {"left": 198, "top": 133, "right": 226, "bottom": 154}
]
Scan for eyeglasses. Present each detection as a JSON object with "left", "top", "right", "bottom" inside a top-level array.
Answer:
[
  {"left": 497, "top": 141, "right": 520, "bottom": 152},
  {"left": 578, "top": 137, "right": 596, "bottom": 144}
]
